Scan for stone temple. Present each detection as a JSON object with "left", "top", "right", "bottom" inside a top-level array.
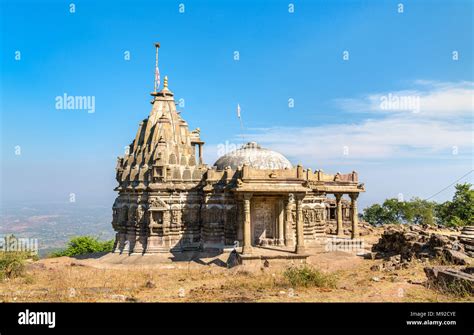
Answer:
[{"left": 111, "top": 45, "right": 365, "bottom": 259}]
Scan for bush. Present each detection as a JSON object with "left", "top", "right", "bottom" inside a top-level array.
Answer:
[
  {"left": 429, "top": 278, "right": 472, "bottom": 298},
  {"left": 282, "top": 265, "right": 337, "bottom": 288},
  {"left": 51, "top": 236, "right": 114, "bottom": 257},
  {"left": 446, "top": 216, "right": 465, "bottom": 227},
  {"left": 0, "top": 252, "right": 29, "bottom": 280}
]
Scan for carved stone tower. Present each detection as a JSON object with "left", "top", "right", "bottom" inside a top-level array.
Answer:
[{"left": 112, "top": 44, "right": 206, "bottom": 254}]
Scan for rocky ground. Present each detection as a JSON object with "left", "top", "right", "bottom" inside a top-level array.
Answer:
[{"left": 0, "top": 225, "right": 472, "bottom": 302}]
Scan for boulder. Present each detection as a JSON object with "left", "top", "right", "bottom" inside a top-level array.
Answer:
[
  {"left": 428, "top": 234, "right": 450, "bottom": 248},
  {"left": 371, "top": 224, "right": 472, "bottom": 266},
  {"left": 442, "top": 249, "right": 471, "bottom": 265},
  {"left": 424, "top": 266, "right": 474, "bottom": 294}
]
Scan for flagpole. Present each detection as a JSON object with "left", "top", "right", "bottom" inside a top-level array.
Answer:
[
  {"left": 154, "top": 42, "right": 160, "bottom": 92},
  {"left": 237, "top": 104, "right": 244, "bottom": 145}
]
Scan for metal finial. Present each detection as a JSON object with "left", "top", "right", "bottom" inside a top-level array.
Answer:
[{"left": 164, "top": 76, "right": 168, "bottom": 89}]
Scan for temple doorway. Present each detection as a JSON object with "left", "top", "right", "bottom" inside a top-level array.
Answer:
[{"left": 251, "top": 197, "right": 277, "bottom": 245}]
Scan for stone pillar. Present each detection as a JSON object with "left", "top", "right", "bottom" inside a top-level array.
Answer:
[
  {"left": 335, "top": 193, "right": 344, "bottom": 237},
  {"left": 242, "top": 193, "right": 253, "bottom": 254},
  {"left": 198, "top": 144, "right": 203, "bottom": 165},
  {"left": 284, "top": 194, "right": 294, "bottom": 247},
  {"left": 278, "top": 199, "right": 284, "bottom": 245},
  {"left": 295, "top": 194, "right": 306, "bottom": 254},
  {"left": 350, "top": 193, "right": 359, "bottom": 239}
]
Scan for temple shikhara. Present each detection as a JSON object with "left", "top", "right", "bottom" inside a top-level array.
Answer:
[{"left": 111, "top": 44, "right": 365, "bottom": 261}]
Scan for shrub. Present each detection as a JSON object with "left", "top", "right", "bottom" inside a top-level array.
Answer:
[
  {"left": 51, "top": 236, "right": 114, "bottom": 257},
  {"left": 446, "top": 216, "right": 465, "bottom": 227},
  {"left": 282, "top": 265, "right": 337, "bottom": 288},
  {"left": 442, "top": 280, "right": 472, "bottom": 298},
  {"left": 0, "top": 251, "right": 29, "bottom": 280},
  {"left": 429, "top": 279, "right": 472, "bottom": 298}
]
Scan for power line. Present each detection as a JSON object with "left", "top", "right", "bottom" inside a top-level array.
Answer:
[{"left": 425, "top": 169, "right": 474, "bottom": 200}]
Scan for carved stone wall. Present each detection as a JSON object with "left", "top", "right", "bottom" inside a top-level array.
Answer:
[{"left": 111, "top": 62, "right": 363, "bottom": 254}]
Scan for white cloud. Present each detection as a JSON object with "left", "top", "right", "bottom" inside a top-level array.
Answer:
[
  {"left": 247, "top": 117, "right": 471, "bottom": 163},
  {"left": 336, "top": 81, "right": 473, "bottom": 118},
  {"left": 242, "top": 80, "right": 473, "bottom": 163}
]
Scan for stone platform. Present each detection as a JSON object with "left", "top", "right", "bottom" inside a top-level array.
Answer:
[{"left": 78, "top": 246, "right": 314, "bottom": 270}]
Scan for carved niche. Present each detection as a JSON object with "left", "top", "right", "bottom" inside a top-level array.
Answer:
[
  {"left": 147, "top": 198, "right": 169, "bottom": 235},
  {"left": 148, "top": 211, "right": 162, "bottom": 236},
  {"left": 171, "top": 209, "right": 182, "bottom": 230},
  {"left": 136, "top": 204, "right": 147, "bottom": 229},
  {"left": 315, "top": 208, "right": 325, "bottom": 222},
  {"left": 303, "top": 209, "right": 315, "bottom": 226}
]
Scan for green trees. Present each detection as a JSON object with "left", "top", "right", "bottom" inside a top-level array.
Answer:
[
  {"left": 435, "top": 183, "right": 474, "bottom": 227},
  {"left": 363, "top": 198, "right": 435, "bottom": 226},
  {"left": 404, "top": 198, "right": 436, "bottom": 226},
  {"left": 51, "top": 236, "right": 114, "bottom": 257},
  {"left": 362, "top": 183, "right": 472, "bottom": 226},
  {"left": 362, "top": 203, "right": 386, "bottom": 226}
]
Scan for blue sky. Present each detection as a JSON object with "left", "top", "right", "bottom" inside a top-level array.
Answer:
[{"left": 1, "top": 0, "right": 473, "bottom": 209}]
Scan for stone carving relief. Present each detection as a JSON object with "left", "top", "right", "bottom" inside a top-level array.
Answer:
[
  {"left": 136, "top": 204, "right": 147, "bottom": 228},
  {"left": 303, "top": 209, "right": 314, "bottom": 226},
  {"left": 171, "top": 209, "right": 182, "bottom": 229},
  {"left": 149, "top": 198, "right": 168, "bottom": 210},
  {"left": 315, "top": 208, "right": 324, "bottom": 222},
  {"left": 148, "top": 211, "right": 162, "bottom": 236},
  {"left": 163, "top": 211, "right": 171, "bottom": 231}
]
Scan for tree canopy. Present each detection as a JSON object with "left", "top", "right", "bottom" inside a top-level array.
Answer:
[{"left": 362, "top": 183, "right": 473, "bottom": 227}]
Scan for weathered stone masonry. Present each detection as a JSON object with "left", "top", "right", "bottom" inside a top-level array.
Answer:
[{"left": 111, "top": 48, "right": 365, "bottom": 255}]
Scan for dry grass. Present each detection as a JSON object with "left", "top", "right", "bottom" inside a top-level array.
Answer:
[
  {"left": 1, "top": 225, "right": 472, "bottom": 303},
  {"left": 0, "top": 254, "right": 471, "bottom": 302}
]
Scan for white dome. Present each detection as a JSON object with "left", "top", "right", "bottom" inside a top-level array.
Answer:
[{"left": 213, "top": 142, "right": 293, "bottom": 170}]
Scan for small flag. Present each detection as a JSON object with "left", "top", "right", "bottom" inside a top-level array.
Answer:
[{"left": 237, "top": 104, "right": 241, "bottom": 118}]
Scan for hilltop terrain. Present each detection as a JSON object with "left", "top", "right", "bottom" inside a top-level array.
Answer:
[{"left": 1, "top": 226, "right": 472, "bottom": 302}]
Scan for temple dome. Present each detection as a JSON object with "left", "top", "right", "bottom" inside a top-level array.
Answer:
[{"left": 214, "top": 142, "right": 293, "bottom": 170}]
